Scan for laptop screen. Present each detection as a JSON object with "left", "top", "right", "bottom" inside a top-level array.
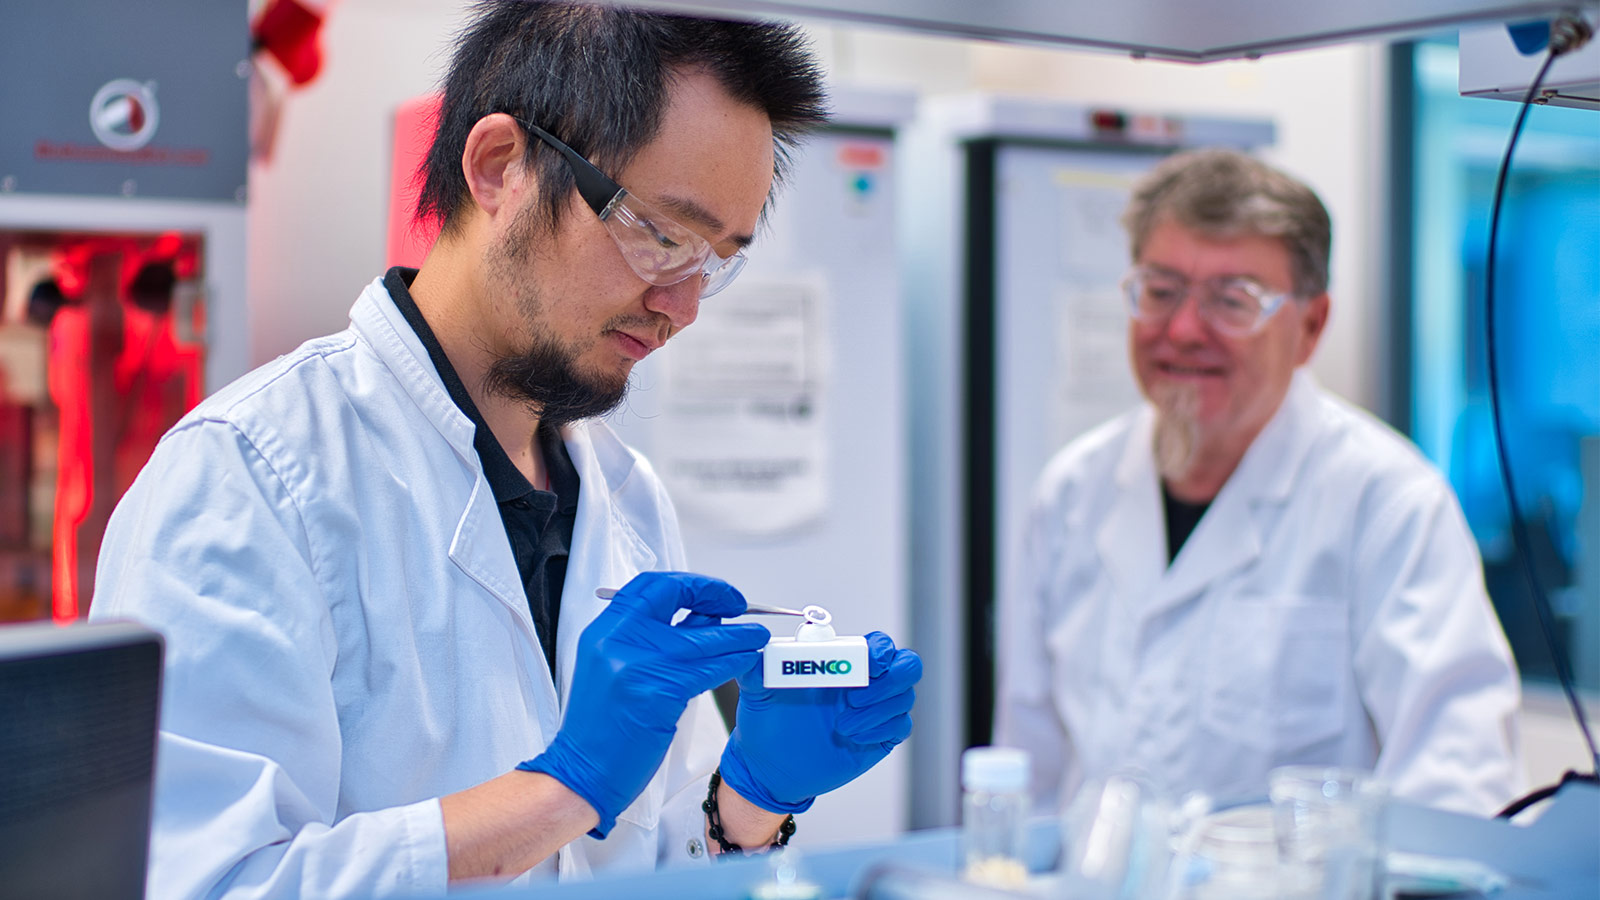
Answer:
[{"left": 0, "top": 620, "right": 162, "bottom": 899}]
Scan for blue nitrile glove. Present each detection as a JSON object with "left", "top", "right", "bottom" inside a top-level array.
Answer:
[
  {"left": 719, "top": 631, "right": 921, "bottom": 814},
  {"left": 518, "top": 572, "right": 769, "bottom": 838}
]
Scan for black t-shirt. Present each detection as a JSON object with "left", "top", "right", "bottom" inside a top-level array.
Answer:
[
  {"left": 1162, "top": 484, "right": 1211, "bottom": 566},
  {"left": 384, "top": 267, "right": 578, "bottom": 677}
]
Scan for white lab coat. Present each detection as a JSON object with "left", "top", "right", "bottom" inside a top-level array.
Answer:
[
  {"left": 994, "top": 372, "right": 1523, "bottom": 817},
  {"left": 89, "top": 277, "right": 725, "bottom": 899}
]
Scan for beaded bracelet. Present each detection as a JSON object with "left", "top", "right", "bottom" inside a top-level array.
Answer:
[{"left": 703, "top": 769, "right": 796, "bottom": 857}]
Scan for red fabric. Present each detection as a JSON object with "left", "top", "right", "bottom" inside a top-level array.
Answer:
[{"left": 253, "top": 0, "right": 326, "bottom": 87}]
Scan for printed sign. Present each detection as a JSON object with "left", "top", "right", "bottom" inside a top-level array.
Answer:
[{"left": 0, "top": 1, "right": 249, "bottom": 202}]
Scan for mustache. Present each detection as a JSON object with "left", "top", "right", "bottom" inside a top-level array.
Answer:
[{"left": 603, "top": 312, "right": 672, "bottom": 345}]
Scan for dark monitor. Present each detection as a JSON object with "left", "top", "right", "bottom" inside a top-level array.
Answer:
[{"left": 0, "top": 620, "right": 163, "bottom": 899}]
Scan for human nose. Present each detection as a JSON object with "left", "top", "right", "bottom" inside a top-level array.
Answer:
[
  {"left": 642, "top": 275, "right": 702, "bottom": 332},
  {"left": 1159, "top": 289, "right": 1211, "bottom": 345}
]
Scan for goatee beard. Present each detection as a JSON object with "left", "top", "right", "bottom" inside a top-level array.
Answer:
[
  {"left": 483, "top": 337, "right": 629, "bottom": 429},
  {"left": 482, "top": 205, "right": 631, "bottom": 428},
  {"left": 1150, "top": 381, "right": 1202, "bottom": 483}
]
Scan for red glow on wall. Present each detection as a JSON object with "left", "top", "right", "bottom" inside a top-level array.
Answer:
[{"left": 386, "top": 93, "right": 443, "bottom": 270}]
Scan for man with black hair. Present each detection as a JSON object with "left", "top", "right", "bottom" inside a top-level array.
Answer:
[{"left": 91, "top": 3, "right": 920, "bottom": 895}]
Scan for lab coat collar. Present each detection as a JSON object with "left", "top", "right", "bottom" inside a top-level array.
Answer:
[
  {"left": 351, "top": 280, "right": 568, "bottom": 731},
  {"left": 1099, "top": 369, "right": 1322, "bottom": 619},
  {"left": 351, "top": 278, "right": 669, "bottom": 752},
  {"left": 1241, "top": 370, "right": 1323, "bottom": 505},
  {"left": 1098, "top": 408, "right": 1166, "bottom": 605},
  {"left": 348, "top": 278, "right": 478, "bottom": 462}
]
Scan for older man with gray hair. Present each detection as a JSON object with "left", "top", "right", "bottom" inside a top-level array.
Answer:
[{"left": 994, "top": 148, "right": 1523, "bottom": 816}]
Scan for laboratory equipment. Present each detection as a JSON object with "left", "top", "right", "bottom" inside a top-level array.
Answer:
[
  {"left": 1459, "top": 13, "right": 1600, "bottom": 109},
  {"left": 1174, "top": 804, "right": 1313, "bottom": 900},
  {"left": 746, "top": 847, "right": 824, "bottom": 900},
  {"left": 1059, "top": 771, "right": 1188, "bottom": 899},
  {"left": 1269, "top": 766, "right": 1389, "bottom": 900},
  {"left": 1383, "top": 851, "right": 1511, "bottom": 896},
  {"left": 959, "top": 746, "right": 1030, "bottom": 889},
  {"left": 763, "top": 605, "right": 870, "bottom": 688},
  {"left": 392, "top": 777, "right": 1600, "bottom": 899},
  {"left": 0, "top": 232, "right": 211, "bottom": 622},
  {"left": 0, "top": 0, "right": 249, "bottom": 622}
]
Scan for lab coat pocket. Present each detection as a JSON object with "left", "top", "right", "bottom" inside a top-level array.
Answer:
[{"left": 1201, "top": 594, "right": 1349, "bottom": 753}]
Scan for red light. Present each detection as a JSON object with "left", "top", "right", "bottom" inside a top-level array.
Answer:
[
  {"left": 151, "top": 232, "right": 183, "bottom": 259},
  {"left": 837, "top": 143, "right": 885, "bottom": 169},
  {"left": 1090, "top": 110, "right": 1127, "bottom": 133}
]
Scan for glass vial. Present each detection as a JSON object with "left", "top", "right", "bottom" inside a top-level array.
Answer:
[
  {"left": 961, "top": 746, "right": 1031, "bottom": 889},
  {"left": 747, "top": 847, "right": 822, "bottom": 900}
]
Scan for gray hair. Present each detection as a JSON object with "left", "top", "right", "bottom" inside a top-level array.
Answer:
[{"left": 1121, "top": 148, "right": 1332, "bottom": 298}]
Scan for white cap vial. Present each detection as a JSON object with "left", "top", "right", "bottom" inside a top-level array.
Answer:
[
  {"left": 794, "top": 605, "right": 836, "bottom": 642},
  {"left": 962, "top": 746, "right": 1030, "bottom": 795}
]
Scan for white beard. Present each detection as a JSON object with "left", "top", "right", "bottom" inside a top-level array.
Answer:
[{"left": 1150, "top": 381, "right": 1202, "bottom": 483}]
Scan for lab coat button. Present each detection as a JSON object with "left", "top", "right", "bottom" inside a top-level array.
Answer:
[{"left": 687, "top": 838, "right": 705, "bottom": 858}]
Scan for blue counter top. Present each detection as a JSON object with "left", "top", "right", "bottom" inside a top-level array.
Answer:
[{"left": 446, "top": 779, "right": 1598, "bottom": 899}]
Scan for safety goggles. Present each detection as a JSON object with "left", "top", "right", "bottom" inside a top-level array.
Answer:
[
  {"left": 516, "top": 118, "right": 748, "bottom": 298},
  {"left": 1121, "top": 265, "right": 1294, "bottom": 337}
]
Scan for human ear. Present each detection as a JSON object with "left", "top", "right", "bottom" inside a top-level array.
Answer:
[
  {"left": 460, "top": 113, "right": 529, "bottom": 221},
  {"left": 1294, "top": 292, "right": 1331, "bottom": 365}
]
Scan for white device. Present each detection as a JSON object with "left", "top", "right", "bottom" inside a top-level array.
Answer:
[{"left": 763, "top": 606, "right": 869, "bottom": 688}]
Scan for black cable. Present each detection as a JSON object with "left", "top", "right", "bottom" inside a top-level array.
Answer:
[
  {"left": 1496, "top": 771, "right": 1565, "bottom": 819},
  {"left": 1481, "top": 14, "right": 1600, "bottom": 794}
]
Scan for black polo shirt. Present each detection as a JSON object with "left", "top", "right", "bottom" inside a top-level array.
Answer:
[
  {"left": 1162, "top": 484, "right": 1211, "bottom": 566},
  {"left": 384, "top": 267, "right": 578, "bottom": 677}
]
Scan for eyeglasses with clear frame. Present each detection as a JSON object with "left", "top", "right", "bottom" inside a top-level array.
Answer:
[
  {"left": 514, "top": 117, "right": 749, "bottom": 298},
  {"left": 1121, "top": 265, "right": 1295, "bottom": 337}
]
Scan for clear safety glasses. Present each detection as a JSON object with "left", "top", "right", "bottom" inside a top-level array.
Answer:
[
  {"left": 1121, "top": 265, "right": 1294, "bottom": 337},
  {"left": 517, "top": 118, "right": 748, "bottom": 298}
]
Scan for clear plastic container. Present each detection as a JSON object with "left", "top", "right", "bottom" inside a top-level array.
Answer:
[
  {"left": 961, "top": 746, "right": 1031, "bottom": 889},
  {"left": 1269, "top": 766, "right": 1389, "bottom": 900},
  {"left": 1176, "top": 804, "right": 1319, "bottom": 900},
  {"left": 1060, "top": 771, "right": 1189, "bottom": 899}
]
